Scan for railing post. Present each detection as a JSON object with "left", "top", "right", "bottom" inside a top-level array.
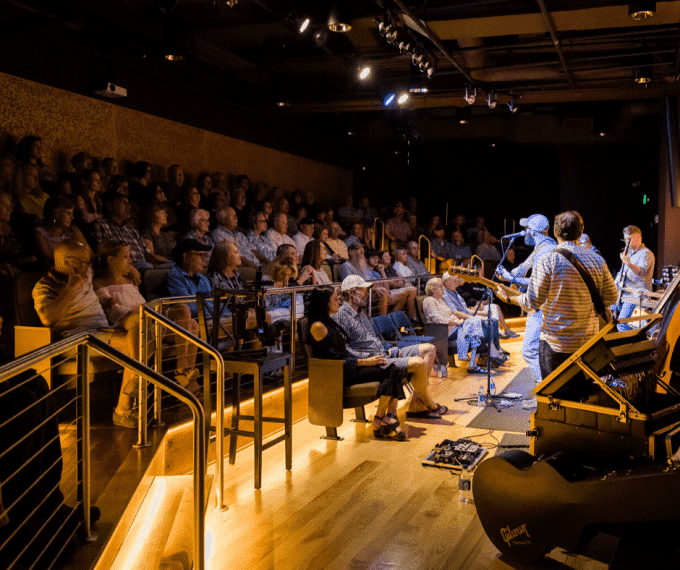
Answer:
[
  {"left": 77, "top": 343, "right": 97, "bottom": 542},
  {"left": 135, "top": 306, "right": 151, "bottom": 448},
  {"left": 289, "top": 290, "right": 296, "bottom": 375}
]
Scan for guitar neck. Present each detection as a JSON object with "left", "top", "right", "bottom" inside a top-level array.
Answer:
[{"left": 449, "top": 269, "right": 519, "bottom": 296}]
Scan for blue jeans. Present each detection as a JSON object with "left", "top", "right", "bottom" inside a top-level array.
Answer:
[
  {"left": 614, "top": 301, "right": 635, "bottom": 332},
  {"left": 522, "top": 310, "right": 543, "bottom": 383}
]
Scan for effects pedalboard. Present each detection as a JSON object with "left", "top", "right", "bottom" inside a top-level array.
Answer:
[{"left": 422, "top": 438, "right": 487, "bottom": 472}]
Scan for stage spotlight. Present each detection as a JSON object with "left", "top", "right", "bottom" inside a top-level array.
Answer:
[
  {"left": 328, "top": 2, "right": 351, "bottom": 32},
  {"left": 359, "top": 65, "right": 371, "bottom": 80},
  {"left": 412, "top": 48, "right": 425, "bottom": 65},
  {"left": 629, "top": 0, "right": 655, "bottom": 19},
  {"left": 507, "top": 98, "right": 518, "bottom": 113},
  {"left": 299, "top": 17, "right": 310, "bottom": 33},
  {"left": 399, "top": 38, "right": 412, "bottom": 54},
  {"left": 465, "top": 86, "right": 476, "bottom": 105},
  {"left": 487, "top": 92, "right": 497, "bottom": 109},
  {"left": 384, "top": 93, "right": 396, "bottom": 106},
  {"left": 397, "top": 92, "right": 409, "bottom": 104}
]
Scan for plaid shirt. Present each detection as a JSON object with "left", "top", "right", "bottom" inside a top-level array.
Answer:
[
  {"left": 331, "top": 302, "right": 384, "bottom": 359},
  {"left": 91, "top": 217, "right": 149, "bottom": 268}
]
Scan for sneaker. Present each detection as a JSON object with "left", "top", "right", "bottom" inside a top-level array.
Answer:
[
  {"left": 112, "top": 408, "right": 138, "bottom": 429},
  {"left": 504, "top": 330, "right": 520, "bottom": 339}
]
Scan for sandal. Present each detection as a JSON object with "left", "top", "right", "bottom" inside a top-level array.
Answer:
[
  {"left": 429, "top": 403, "right": 448, "bottom": 416},
  {"left": 381, "top": 414, "right": 408, "bottom": 440},
  {"left": 467, "top": 366, "right": 490, "bottom": 374},
  {"left": 406, "top": 409, "right": 441, "bottom": 419}
]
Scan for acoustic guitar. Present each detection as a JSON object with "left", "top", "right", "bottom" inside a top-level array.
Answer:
[
  {"left": 446, "top": 266, "right": 519, "bottom": 298},
  {"left": 473, "top": 449, "right": 680, "bottom": 564}
]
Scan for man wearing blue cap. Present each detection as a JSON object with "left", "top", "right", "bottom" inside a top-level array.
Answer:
[{"left": 496, "top": 213, "right": 556, "bottom": 383}]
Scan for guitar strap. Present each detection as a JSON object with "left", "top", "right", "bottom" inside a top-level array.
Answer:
[{"left": 554, "top": 248, "right": 610, "bottom": 322}]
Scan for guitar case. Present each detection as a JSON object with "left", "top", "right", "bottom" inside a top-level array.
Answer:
[{"left": 473, "top": 450, "right": 680, "bottom": 566}]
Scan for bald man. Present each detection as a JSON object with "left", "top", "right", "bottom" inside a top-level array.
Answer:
[{"left": 32, "top": 241, "right": 140, "bottom": 429}]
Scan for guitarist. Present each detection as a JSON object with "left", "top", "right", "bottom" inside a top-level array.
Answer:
[
  {"left": 497, "top": 211, "right": 618, "bottom": 380},
  {"left": 612, "top": 225, "right": 655, "bottom": 332},
  {"left": 496, "top": 213, "right": 556, "bottom": 383}
]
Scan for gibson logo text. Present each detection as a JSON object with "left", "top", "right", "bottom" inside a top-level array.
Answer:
[{"left": 501, "top": 523, "right": 531, "bottom": 547}]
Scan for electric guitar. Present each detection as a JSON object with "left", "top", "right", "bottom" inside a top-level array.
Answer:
[
  {"left": 473, "top": 450, "right": 680, "bottom": 564},
  {"left": 446, "top": 266, "right": 519, "bottom": 298}
]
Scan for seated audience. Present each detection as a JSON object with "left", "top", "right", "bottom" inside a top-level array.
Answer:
[
  {"left": 337, "top": 196, "right": 363, "bottom": 226},
  {"left": 475, "top": 229, "right": 501, "bottom": 262},
  {"left": 208, "top": 240, "right": 246, "bottom": 290},
  {"left": 142, "top": 182, "right": 178, "bottom": 229},
  {"left": 93, "top": 239, "right": 201, "bottom": 397},
  {"left": 423, "top": 277, "right": 508, "bottom": 372},
  {"left": 406, "top": 241, "right": 432, "bottom": 277},
  {"left": 363, "top": 225, "right": 378, "bottom": 251},
  {"left": 366, "top": 249, "right": 416, "bottom": 319},
  {"left": 308, "top": 286, "right": 408, "bottom": 440},
  {"left": 265, "top": 212, "right": 295, "bottom": 251},
  {"left": 391, "top": 247, "right": 413, "bottom": 277},
  {"left": 246, "top": 210, "right": 276, "bottom": 265},
  {"left": 450, "top": 230, "right": 473, "bottom": 265},
  {"left": 175, "top": 186, "right": 202, "bottom": 231},
  {"left": 32, "top": 241, "right": 140, "bottom": 428},
  {"left": 140, "top": 201, "right": 176, "bottom": 264},
  {"left": 288, "top": 189, "right": 304, "bottom": 217},
  {"left": 358, "top": 196, "right": 379, "bottom": 224},
  {"left": 262, "top": 256, "right": 304, "bottom": 323},
  {"left": 231, "top": 187, "right": 249, "bottom": 230},
  {"left": 34, "top": 195, "right": 90, "bottom": 266},
  {"left": 17, "top": 163, "right": 49, "bottom": 221},
  {"left": 430, "top": 225, "right": 456, "bottom": 270},
  {"left": 75, "top": 168, "right": 104, "bottom": 224},
  {"left": 180, "top": 208, "right": 214, "bottom": 252},
  {"left": 164, "top": 164, "right": 184, "bottom": 206},
  {"left": 99, "top": 157, "right": 118, "bottom": 192},
  {"left": 333, "top": 276, "right": 446, "bottom": 419},
  {"left": 343, "top": 221, "right": 364, "bottom": 248},
  {"left": 299, "top": 240, "right": 333, "bottom": 285},
  {"left": 385, "top": 202, "right": 411, "bottom": 246},
  {"left": 164, "top": 238, "right": 215, "bottom": 318},
  {"left": 292, "top": 216, "right": 315, "bottom": 259},
  {"left": 195, "top": 172, "right": 213, "bottom": 206},
  {"left": 425, "top": 215, "right": 441, "bottom": 238},
  {"left": 210, "top": 207, "right": 257, "bottom": 266},
  {"left": 338, "top": 243, "right": 371, "bottom": 282},
  {"left": 91, "top": 186, "right": 153, "bottom": 270},
  {"left": 0, "top": 193, "right": 37, "bottom": 277},
  {"left": 324, "top": 221, "right": 348, "bottom": 261},
  {"left": 442, "top": 271, "right": 518, "bottom": 339}
]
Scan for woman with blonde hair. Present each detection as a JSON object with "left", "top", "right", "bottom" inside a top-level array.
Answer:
[{"left": 93, "top": 238, "right": 202, "bottom": 396}]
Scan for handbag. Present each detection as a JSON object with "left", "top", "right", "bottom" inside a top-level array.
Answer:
[{"left": 554, "top": 248, "right": 613, "bottom": 327}]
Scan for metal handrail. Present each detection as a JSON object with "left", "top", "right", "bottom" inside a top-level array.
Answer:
[
  {"left": 0, "top": 332, "right": 207, "bottom": 570},
  {"left": 138, "top": 302, "right": 229, "bottom": 512},
  {"left": 373, "top": 217, "right": 386, "bottom": 251},
  {"left": 418, "top": 234, "right": 434, "bottom": 273}
]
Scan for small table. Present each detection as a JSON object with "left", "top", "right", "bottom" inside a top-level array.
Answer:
[{"left": 222, "top": 350, "right": 292, "bottom": 489}]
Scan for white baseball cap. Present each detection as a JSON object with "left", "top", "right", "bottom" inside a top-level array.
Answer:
[
  {"left": 341, "top": 275, "right": 373, "bottom": 292},
  {"left": 519, "top": 214, "right": 549, "bottom": 232}
]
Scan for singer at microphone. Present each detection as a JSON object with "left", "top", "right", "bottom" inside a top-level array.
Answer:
[{"left": 612, "top": 225, "right": 655, "bottom": 332}]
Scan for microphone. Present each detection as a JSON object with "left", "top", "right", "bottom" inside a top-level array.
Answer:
[{"left": 502, "top": 230, "right": 526, "bottom": 239}]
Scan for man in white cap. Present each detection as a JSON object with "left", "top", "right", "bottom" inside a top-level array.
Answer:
[
  {"left": 496, "top": 213, "right": 556, "bottom": 383},
  {"left": 332, "top": 275, "right": 446, "bottom": 418}
]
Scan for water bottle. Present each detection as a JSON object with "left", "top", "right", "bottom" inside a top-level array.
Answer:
[
  {"left": 477, "top": 385, "right": 485, "bottom": 407},
  {"left": 490, "top": 379, "right": 496, "bottom": 396},
  {"left": 437, "top": 364, "right": 443, "bottom": 378},
  {"left": 459, "top": 466, "right": 473, "bottom": 503}
]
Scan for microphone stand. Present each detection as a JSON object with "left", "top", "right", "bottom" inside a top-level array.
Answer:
[{"left": 481, "top": 285, "right": 501, "bottom": 412}]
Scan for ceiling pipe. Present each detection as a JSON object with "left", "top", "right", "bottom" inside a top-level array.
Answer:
[
  {"left": 390, "top": 0, "right": 477, "bottom": 85},
  {"left": 535, "top": 0, "right": 575, "bottom": 89}
]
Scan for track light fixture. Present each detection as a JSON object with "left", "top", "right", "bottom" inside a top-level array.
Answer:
[
  {"left": 397, "top": 92, "right": 409, "bottom": 105},
  {"left": 384, "top": 93, "right": 396, "bottom": 106},
  {"left": 412, "top": 49, "right": 425, "bottom": 66},
  {"left": 359, "top": 65, "right": 371, "bottom": 80},
  {"left": 399, "top": 38, "right": 412, "bottom": 54},
  {"left": 328, "top": 2, "right": 352, "bottom": 32},
  {"left": 629, "top": 0, "right": 655, "bottom": 20},
  {"left": 633, "top": 65, "right": 653, "bottom": 83},
  {"left": 459, "top": 106, "right": 471, "bottom": 124},
  {"left": 487, "top": 92, "right": 497, "bottom": 109},
  {"left": 299, "top": 17, "right": 310, "bottom": 33},
  {"left": 507, "top": 97, "right": 518, "bottom": 113},
  {"left": 465, "top": 86, "right": 476, "bottom": 105}
]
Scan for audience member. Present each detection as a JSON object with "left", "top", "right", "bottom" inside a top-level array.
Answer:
[
  {"left": 208, "top": 240, "right": 246, "bottom": 290},
  {"left": 164, "top": 238, "right": 214, "bottom": 318},
  {"left": 265, "top": 212, "right": 295, "bottom": 251},
  {"left": 246, "top": 210, "right": 276, "bottom": 265},
  {"left": 300, "top": 240, "right": 333, "bottom": 285},
  {"left": 181, "top": 208, "right": 214, "bottom": 252},
  {"left": 210, "top": 172, "right": 229, "bottom": 201},
  {"left": 365, "top": 249, "right": 416, "bottom": 319},
  {"left": 475, "top": 229, "right": 501, "bottom": 262},
  {"left": 333, "top": 275, "right": 445, "bottom": 418},
  {"left": 358, "top": 197, "right": 378, "bottom": 224},
  {"left": 307, "top": 286, "right": 408, "bottom": 440},
  {"left": 17, "top": 163, "right": 49, "bottom": 220},
  {"left": 292, "top": 216, "right": 315, "bottom": 259},
  {"left": 392, "top": 247, "right": 413, "bottom": 277},
  {"left": 32, "top": 241, "right": 140, "bottom": 428},
  {"left": 195, "top": 172, "right": 212, "bottom": 205},
  {"left": 0, "top": 154, "right": 15, "bottom": 196},
  {"left": 231, "top": 187, "right": 249, "bottom": 230},
  {"left": 579, "top": 233, "right": 601, "bottom": 255},
  {"left": 0, "top": 193, "right": 37, "bottom": 277},
  {"left": 450, "top": 230, "right": 473, "bottom": 264},
  {"left": 344, "top": 221, "right": 364, "bottom": 248},
  {"left": 34, "top": 195, "right": 90, "bottom": 265},
  {"left": 385, "top": 202, "right": 411, "bottom": 246},
  {"left": 324, "top": 221, "right": 348, "bottom": 260},
  {"left": 337, "top": 196, "right": 363, "bottom": 226},
  {"left": 210, "top": 207, "right": 257, "bottom": 266},
  {"left": 140, "top": 202, "right": 176, "bottom": 264},
  {"left": 75, "top": 168, "right": 104, "bottom": 224},
  {"left": 91, "top": 185, "right": 152, "bottom": 270},
  {"left": 164, "top": 164, "right": 184, "bottom": 206},
  {"left": 99, "top": 157, "right": 118, "bottom": 191},
  {"left": 175, "top": 185, "right": 202, "bottom": 230},
  {"left": 406, "top": 241, "right": 432, "bottom": 277}
]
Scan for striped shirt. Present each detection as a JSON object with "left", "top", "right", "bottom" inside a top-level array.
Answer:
[
  {"left": 614, "top": 244, "right": 655, "bottom": 302},
  {"left": 517, "top": 240, "right": 618, "bottom": 353}
]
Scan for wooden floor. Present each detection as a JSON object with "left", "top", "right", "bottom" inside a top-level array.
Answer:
[{"left": 200, "top": 335, "right": 614, "bottom": 570}]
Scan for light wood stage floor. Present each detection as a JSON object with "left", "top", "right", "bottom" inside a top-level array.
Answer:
[{"left": 200, "top": 333, "right": 614, "bottom": 570}]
